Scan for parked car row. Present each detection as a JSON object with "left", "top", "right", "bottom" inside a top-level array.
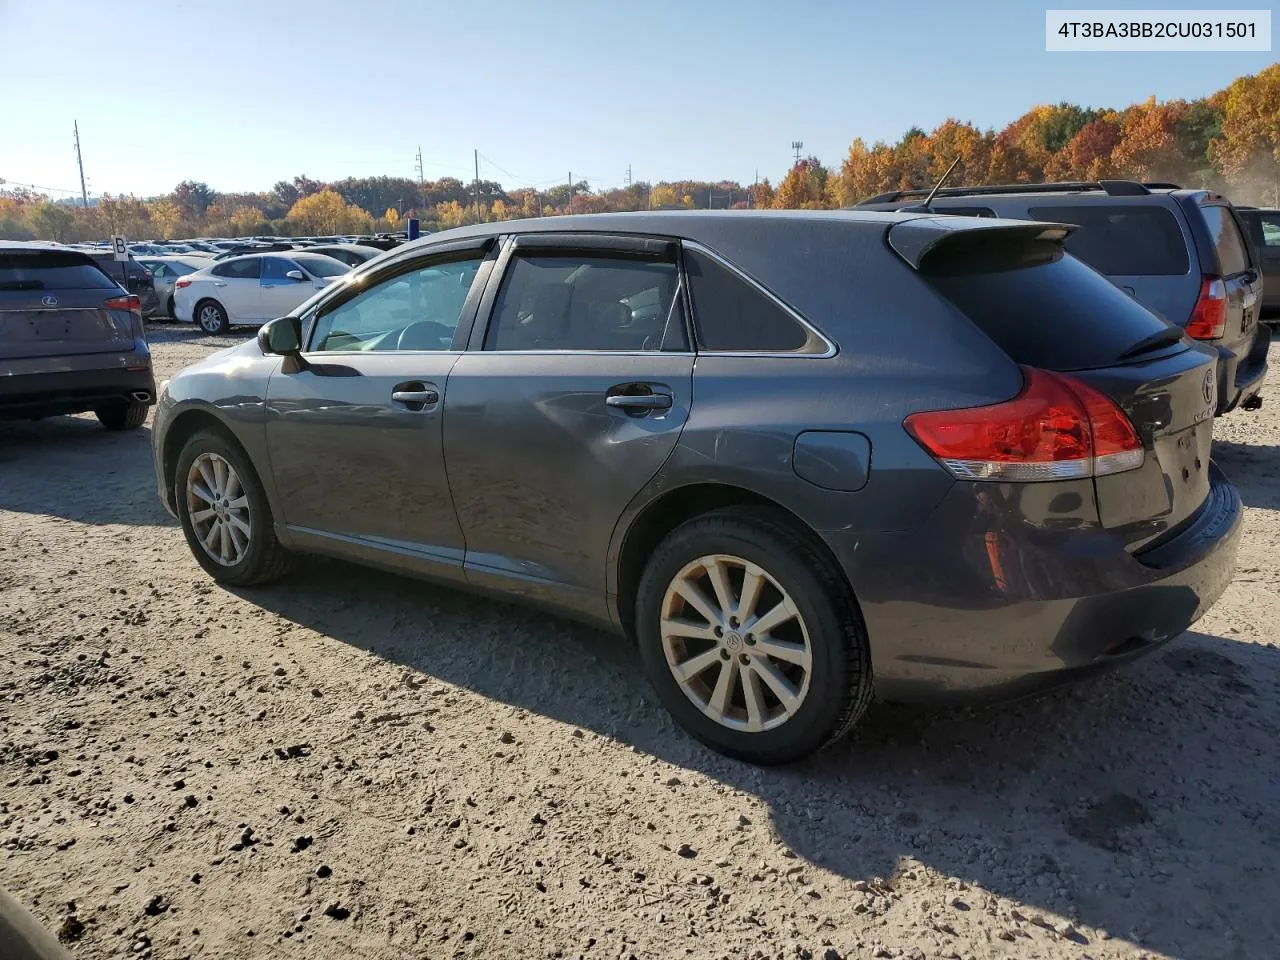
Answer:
[{"left": 151, "top": 206, "right": 1250, "bottom": 763}]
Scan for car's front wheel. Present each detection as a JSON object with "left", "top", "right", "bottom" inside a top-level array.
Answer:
[
  {"left": 175, "top": 430, "right": 292, "bottom": 585},
  {"left": 636, "top": 508, "right": 873, "bottom": 764},
  {"left": 195, "top": 300, "right": 229, "bottom": 335}
]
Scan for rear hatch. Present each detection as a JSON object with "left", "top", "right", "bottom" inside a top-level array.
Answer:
[
  {"left": 0, "top": 249, "right": 139, "bottom": 361},
  {"left": 892, "top": 218, "right": 1217, "bottom": 551}
]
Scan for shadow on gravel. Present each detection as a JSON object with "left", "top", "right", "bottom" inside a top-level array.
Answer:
[
  {"left": 1213, "top": 441, "right": 1280, "bottom": 510},
  {"left": 240, "top": 558, "right": 1280, "bottom": 959},
  {"left": 0, "top": 418, "right": 171, "bottom": 527}
]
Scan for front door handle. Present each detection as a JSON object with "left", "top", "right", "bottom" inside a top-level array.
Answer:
[
  {"left": 605, "top": 393, "right": 671, "bottom": 410},
  {"left": 392, "top": 389, "right": 439, "bottom": 404}
]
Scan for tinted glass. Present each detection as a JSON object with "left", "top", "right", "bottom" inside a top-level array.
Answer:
[
  {"left": 311, "top": 255, "right": 482, "bottom": 352},
  {"left": 261, "top": 257, "right": 300, "bottom": 281},
  {"left": 924, "top": 240, "right": 1175, "bottom": 372},
  {"left": 212, "top": 257, "right": 261, "bottom": 280},
  {"left": 1260, "top": 214, "right": 1280, "bottom": 247},
  {"left": 1201, "top": 205, "right": 1251, "bottom": 275},
  {"left": 294, "top": 254, "right": 349, "bottom": 278},
  {"left": 0, "top": 252, "right": 117, "bottom": 290},
  {"left": 1028, "top": 205, "right": 1189, "bottom": 276},
  {"left": 684, "top": 248, "right": 810, "bottom": 352},
  {"left": 487, "top": 254, "right": 678, "bottom": 352}
]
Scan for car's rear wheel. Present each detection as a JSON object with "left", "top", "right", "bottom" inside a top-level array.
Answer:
[
  {"left": 636, "top": 507, "right": 873, "bottom": 764},
  {"left": 166, "top": 295, "right": 176, "bottom": 319},
  {"left": 195, "top": 300, "right": 229, "bottom": 335},
  {"left": 95, "top": 401, "right": 148, "bottom": 431},
  {"left": 175, "top": 430, "right": 292, "bottom": 585}
]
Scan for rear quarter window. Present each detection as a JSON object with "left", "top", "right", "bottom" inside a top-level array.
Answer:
[
  {"left": 684, "top": 247, "right": 823, "bottom": 353},
  {"left": 0, "top": 251, "right": 118, "bottom": 290},
  {"left": 922, "top": 239, "right": 1175, "bottom": 372},
  {"left": 1028, "top": 205, "right": 1190, "bottom": 276},
  {"left": 1200, "top": 205, "right": 1252, "bottom": 276}
]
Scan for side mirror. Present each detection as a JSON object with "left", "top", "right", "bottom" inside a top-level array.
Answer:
[
  {"left": 285, "top": 269, "right": 306, "bottom": 282},
  {"left": 258, "top": 316, "right": 308, "bottom": 373}
]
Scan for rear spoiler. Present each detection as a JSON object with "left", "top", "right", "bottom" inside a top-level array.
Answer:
[{"left": 887, "top": 217, "right": 1076, "bottom": 270}]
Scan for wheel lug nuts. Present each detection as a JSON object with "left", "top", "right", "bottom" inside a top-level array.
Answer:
[
  {"left": 744, "top": 635, "right": 754, "bottom": 645},
  {"left": 719, "top": 649, "right": 730, "bottom": 660},
  {"left": 738, "top": 653, "right": 750, "bottom": 665}
]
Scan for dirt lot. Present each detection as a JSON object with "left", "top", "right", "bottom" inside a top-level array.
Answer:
[{"left": 2, "top": 326, "right": 1278, "bottom": 960}]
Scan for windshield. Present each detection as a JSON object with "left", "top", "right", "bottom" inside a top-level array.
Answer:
[
  {"left": 295, "top": 254, "right": 351, "bottom": 278},
  {"left": 0, "top": 251, "right": 118, "bottom": 290}
]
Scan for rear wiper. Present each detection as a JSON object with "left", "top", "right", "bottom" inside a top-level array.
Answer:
[
  {"left": 1117, "top": 327, "right": 1185, "bottom": 361},
  {"left": 0, "top": 280, "right": 44, "bottom": 290}
]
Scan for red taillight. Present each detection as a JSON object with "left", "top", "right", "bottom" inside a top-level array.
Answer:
[
  {"left": 1185, "top": 276, "right": 1227, "bottom": 340},
  {"left": 175, "top": 278, "right": 192, "bottom": 289},
  {"left": 103, "top": 294, "right": 141, "bottom": 314},
  {"left": 904, "top": 367, "right": 1144, "bottom": 482}
]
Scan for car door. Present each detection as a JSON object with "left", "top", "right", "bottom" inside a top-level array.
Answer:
[
  {"left": 210, "top": 257, "right": 263, "bottom": 321},
  {"left": 444, "top": 233, "right": 694, "bottom": 622},
  {"left": 260, "top": 256, "right": 312, "bottom": 319},
  {"left": 263, "top": 238, "right": 497, "bottom": 581},
  {"left": 1246, "top": 211, "right": 1280, "bottom": 314}
]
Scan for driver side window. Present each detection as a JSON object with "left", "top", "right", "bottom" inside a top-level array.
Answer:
[{"left": 309, "top": 255, "right": 483, "bottom": 352}]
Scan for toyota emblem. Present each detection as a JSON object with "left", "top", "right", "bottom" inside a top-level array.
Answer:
[
  {"left": 1202, "top": 369, "right": 1215, "bottom": 405},
  {"left": 41, "top": 295, "right": 58, "bottom": 307}
]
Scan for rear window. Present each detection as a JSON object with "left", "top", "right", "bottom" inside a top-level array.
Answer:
[
  {"left": 684, "top": 248, "right": 816, "bottom": 353},
  {"left": 0, "top": 251, "right": 118, "bottom": 291},
  {"left": 923, "top": 239, "right": 1176, "bottom": 372},
  {"left": 1200, "top": 205, "right": 1251, "bottom": 276},
  {"left": 1028, "top": 205, "right": 1189, "bottom": 276}
]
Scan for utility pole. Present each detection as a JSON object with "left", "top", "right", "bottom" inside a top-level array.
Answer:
[
  {"left": 414, "top": 146, "right": 424, "bottom": 185},
  {"left": 750, "top": 168, "right": 759, "bottom": 208},
  {"left": 473, "top": 148, "right": 481, "bottom": 222},
  {"left": 73, "top": 120, "right": 89, "bottom": 208},
  {"left": 791, "top": 140, "right": 804, "bottom": 165},
  {"left": 568, "top": 171, "right": 573, "bottom": 213},
  {"left": 625, "top": 164, "right": 631, "bottom": 187}
]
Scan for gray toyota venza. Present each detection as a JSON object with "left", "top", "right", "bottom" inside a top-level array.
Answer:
[{"left": 153, "top": 211, "right": 1241, "bottom": 763}]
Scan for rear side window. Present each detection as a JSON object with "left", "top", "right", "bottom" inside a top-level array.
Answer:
[
  {"left": 1028, "top": 205, "right": 1189, "bottom": 276},
  {"left": 212, "top": 257, "right": 261, "bottom": 280},
  {"left": 923, "top": 239, "right": 1174, "bottom": 372},
  {"left": 1259, "top": 213, "right": 1280, "bottom": 247},
  {"left": 1201, "top": 205, "right": 1251, "bottom": 275},
  {"left": 684, "top": 248, "right": 814, "bottom": 352},
  {"left": 487, "top": 254, "right": 680, "bottom": 352},
  {"left": 0, "top": 252, "right": 117, "bottom": 290}
]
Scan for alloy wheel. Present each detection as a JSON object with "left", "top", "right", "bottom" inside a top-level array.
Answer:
[
  {"left": 198, "top": 304, "right": 223, "bottom": 333},
  {"left": 186, "top": 453, "right": 251, "bottom": 566},
  {"left": 660, "top": 554, "right": 812, "bottom": 733}
]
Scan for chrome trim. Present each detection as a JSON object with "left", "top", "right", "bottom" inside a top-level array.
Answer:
[{"left": 679, "top": 240, "right": 839, "bottom": 359}]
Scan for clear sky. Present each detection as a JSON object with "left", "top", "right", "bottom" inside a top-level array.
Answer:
[{"left": 3, "top": 0, "right": 1275, "bottom": 199}]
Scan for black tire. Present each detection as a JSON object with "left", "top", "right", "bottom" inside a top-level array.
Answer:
[
  {"left": 195, "top": 299, "right": 229, "bottom": 334},
  {"left": 95, "top": 402, "right": 148, "bottom": 431},
  {"left": 175, "top": 429, "right": 292, "bottom": 586},
  {"left": 166, "top": 295, "right": 176, "bottom": 319},
  {"left": 636, "top": 507, "right": 873, "bottom": 764}
]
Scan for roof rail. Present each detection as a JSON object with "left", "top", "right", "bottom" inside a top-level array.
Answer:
[
  {"left": 1141, "top": 181, "right": 1182, "bottom": 190},
  {"left": 858, "top": 179, "right": 1157, "bottom": 205}
]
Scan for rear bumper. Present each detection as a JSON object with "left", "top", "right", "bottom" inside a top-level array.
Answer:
[
  {"left": 1212, "top": 325, "right": 1269, "bottom": 413},
  {"left": 823, "top": 464, "right": 1242, "bottom": 703},
  {"left": 0, "top": 344, "right": 156, "bottom": 420}
]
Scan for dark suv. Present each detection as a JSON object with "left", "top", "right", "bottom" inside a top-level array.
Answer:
[
  {"left": 1, "top": 242, "right": 155, "bottom": 429},
  {"left": 1235, "top": 206, "right": 1280, "bottom": 322},
  {"left": 152, "top": 212, "right": 1240, "bottom": 763},
  {"left": 81, "top": 249, "right": 162, "bottom": 318},
  {"left": 857, "top": 181, "right": 1268, "bottom": 415}
]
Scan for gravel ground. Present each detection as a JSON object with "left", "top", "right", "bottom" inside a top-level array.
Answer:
[{"left": 2, "top": 326, "right": 1278, "bottom": 960}]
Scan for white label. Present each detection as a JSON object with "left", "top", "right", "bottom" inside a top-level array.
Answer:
[
  {"left": 111, "top": 235, "right": 128, "bottom": 261},
  {"left": 1046, "top": 10, "right": 1271, "bottom": 50}
]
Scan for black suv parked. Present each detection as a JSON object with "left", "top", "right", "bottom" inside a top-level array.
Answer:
[
  {"left": 1235, "top": 206, "right": 1280, "bottom": 322},
  {"left": 82, "top": 249, "right": 162, "bottom": 318},
  {"left": 857, "top": 181, "right": 1268, "bottom": 415},
  {"left": 1, "top": 242, "right": 155, "bottom": 429}
]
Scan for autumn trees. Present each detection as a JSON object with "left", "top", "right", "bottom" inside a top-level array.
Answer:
[{"left": 3, "top": 64, "right": 1278, "bottom": 242}]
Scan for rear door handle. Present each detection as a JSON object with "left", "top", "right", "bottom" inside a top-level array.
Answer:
[{"left": 605, "top": 393, "right": 671, "bottom": 410}]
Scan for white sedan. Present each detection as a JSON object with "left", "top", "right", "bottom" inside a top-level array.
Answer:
[{"left": 173, "top": 252, "right": 351, "bottom": 334}]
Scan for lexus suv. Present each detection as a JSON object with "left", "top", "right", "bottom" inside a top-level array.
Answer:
[
  {"left": 152, "top": 212, "right": 1241, "bottom": 763},
  {"left": 1, "top": 242, "right": 155, "bottom": 429},
  {"left": 857, "top": 181, "right": 1268, "bottom": 415}
]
